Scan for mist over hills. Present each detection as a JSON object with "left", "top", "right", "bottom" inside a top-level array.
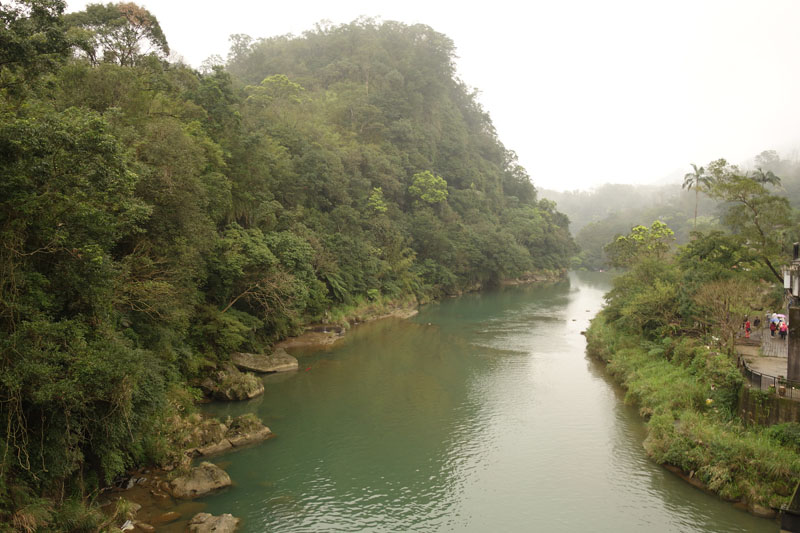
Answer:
[{"left": 541, "top": 149, "right": 800, "bottom": 269}]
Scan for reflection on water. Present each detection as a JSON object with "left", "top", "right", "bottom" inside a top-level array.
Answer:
[{"left": 199, "top": 272, "right": 777, "bottom": 532}]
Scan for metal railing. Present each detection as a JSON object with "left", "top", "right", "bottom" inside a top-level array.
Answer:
[{"left": 738, "top": 356, "right": 800, "bottom": 401}]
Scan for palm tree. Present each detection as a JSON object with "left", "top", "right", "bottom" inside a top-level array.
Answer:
[
  {"left": 750, "top": 167, "right": 781, "bottom": 186},
  {"left": 683, "top": 163, "right": 713, "bottom": 230}
]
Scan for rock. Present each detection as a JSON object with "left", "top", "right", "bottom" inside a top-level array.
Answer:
[
  {"left": 225, "top": 414, "right": 273, "bottom": 448},
  {"left": 197, "top": 420, "right": 229, "bottom": 446},
  {"left": 169, "top": 462, "right": 232, "bottom": 499},
  {"left": 149, "top": 489, "right": 170, "bottom": 500},
  {"left": 228, "top": 426, "right": 272, "bottom": 447},
  {"left": 747, "top": 502, "right": 776, "bottom": 518},
  {"left": 201, "top": 365, "right": 264, "bottom": 401},
  {"left": 151, "top": 511, "right": 181, "bottom": 525},
  {"left": 232, "top": 348, "right": 298, "bottom": 373},
  {"left": 187, "top": 414, "right": 273, "bottom": 458},
  {"left": 188, "top": 512, "right": 240, "bottom": 533},
  {"left": 196, "top": 439, "right": 233, "bottom": 456}
]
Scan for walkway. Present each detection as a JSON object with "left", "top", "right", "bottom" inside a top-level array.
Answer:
[
  {"left": 737, "top": 323, "right": 787, "bottom": 376},
  {"left": 736, "top": 323, "right": 800, "bottom": 401},
  {"left": 761, "top": 328, "right": 789, "bottom": 357}
]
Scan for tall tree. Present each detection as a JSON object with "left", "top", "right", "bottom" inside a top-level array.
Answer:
[
  {"left": 0, "top": 0, "right": 72, "bottom": 92},
  {"left": 682, "top": 163, "right": 712, "bottom": 230},
  {"left": 65, "top": 2, "right": 168, "bottom": 66},
  {"left": 706, "top": 159, "right": 791, "bottom": 283}
]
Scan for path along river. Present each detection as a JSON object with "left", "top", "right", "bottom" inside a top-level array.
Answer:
[{"left": 198, "top": 271, "right": 777, "bottom": 532}]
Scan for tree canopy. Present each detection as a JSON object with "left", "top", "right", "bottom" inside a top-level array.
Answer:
[{"left": 0, "top": 7, "right": 577, "bottom": 526}]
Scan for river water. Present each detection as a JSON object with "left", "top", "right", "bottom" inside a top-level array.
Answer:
[{"left": 199, "top": 271, "right": 777, "bottom": 532}]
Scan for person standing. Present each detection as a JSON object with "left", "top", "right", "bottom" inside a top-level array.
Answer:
[
  {"left": 745, "top": 319, "right": 751, "bottom": 338},
  {"left": 780, "top": 321, "right": 788, "bottom": 341},
  {"left": 771, "top": 320, "right": 777, "bottom": 337}
]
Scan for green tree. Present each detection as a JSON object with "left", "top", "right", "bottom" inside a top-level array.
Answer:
[
  {"left": 0, "top": 0, "right": 72, "bottom": 93},
  {"left": 65, "top": 2, "right": 169, "bottom": 66},
  {"left": 682, "top": 163, "right": 713, "bottom": 230},
  {"left": 368, "top": 187, "right": 388, "bottom": 213},
  {"left": 604, "top": 221, "right": 675, "bottom": 268},
  {"left": 706, "top": 159, "right": 791, "bottom": 283},
  {"left": 409, "top": 170, "right": 448, "bottom": 205}
]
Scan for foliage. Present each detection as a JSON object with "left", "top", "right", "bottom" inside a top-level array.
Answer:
[
  {"left": 603, "top": 220, "right": 674, "bottom": 269},
  {"left": 705, "top": 158, "right": 794, "bottom": 283},
  {"left": 409, "top": 170, "right": 448, "bottom": 205},
  {"left": 682, "top": 163, "right": 714, "bottom": 230},
  {"left": 586, "top": 181, "right": 799, "bottom": 508},
  {"left": 64, "top": 2, "right": 169, "bottom": 66},
  {"left": 0, "top": 9, "right": 579, "bottom": 525},
  {"left": 587, "top": 311, "right": 800, "bottom": 509}
]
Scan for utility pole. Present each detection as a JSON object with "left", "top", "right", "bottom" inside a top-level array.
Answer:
[{"left": 784, "top": 243, "right": 800, "bottom": 381}]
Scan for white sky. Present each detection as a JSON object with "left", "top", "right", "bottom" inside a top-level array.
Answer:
[{"left": 66, "top": 0, "right": 800, "bottom": 192}]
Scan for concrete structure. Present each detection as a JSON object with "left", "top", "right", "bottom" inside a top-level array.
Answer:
[{"left": 783, "top": 243, "right": 800, "bottom": 381}]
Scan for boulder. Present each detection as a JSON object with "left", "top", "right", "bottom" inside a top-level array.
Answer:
[
  {"left": 231, "top": 349, "right": 298, "bottom": 373},
  {"left": 226, "top": 414, "right": 273, "bottom": 447},
  {"left": 188, "top": 512, "right": 240, "bottom": 533},
  {"left": 190, "top": 414, "right": 273, "bottom": 457},
  {"left": 228, "top": 426, "right": 272, "bottom": 448},
  {"left": 200, "top": 365, "right": 264, "bottom": 401},
  {"left": 169, "top": 462, "right": 232, "bottom": 499},
  {"left": 195, "top": 439, "right": 233, "bottom": 456}
]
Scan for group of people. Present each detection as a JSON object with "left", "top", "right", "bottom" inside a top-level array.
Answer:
[
  {"left": 770, "top": 313, "right": 789, "bottom": 341},
  {"left": 743, "top": 314, "right": 789, "bottom": 341}
]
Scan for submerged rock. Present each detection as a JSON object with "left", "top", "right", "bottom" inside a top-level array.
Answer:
[
  {"left": 231, "top": 348, "right": 298, "bottom": 373},
  {"left": 188, "top": 512, "right": 240, "bottom": 533},
  {"left": 150, "top": 511, "right": 181, "bottom": 524},
  {"left": 169, "top": 462, "right": 231, "bottom": 499}
]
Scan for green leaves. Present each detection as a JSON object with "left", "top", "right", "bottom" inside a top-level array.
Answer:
[
  {"left": 604, "top": 221, "right": 675, "bottom": 269},
  {"left": 64, "top": 2, "right": 169, "bottom": 66},
  {"left": 409, "top": 170, "right": 448, "bottom": 205}
]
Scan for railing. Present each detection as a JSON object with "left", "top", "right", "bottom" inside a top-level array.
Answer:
[{"left": 738, "top": 356, "right": 800, "bottom": 401}]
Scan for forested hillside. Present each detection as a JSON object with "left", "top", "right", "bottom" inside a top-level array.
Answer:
[{"left": 0, "top": 1, "right": 575, "bottom": 527}]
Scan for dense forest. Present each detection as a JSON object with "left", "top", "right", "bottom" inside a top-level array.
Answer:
[{"left": 0, "top": 1, "right": 577, "bottom": 528}]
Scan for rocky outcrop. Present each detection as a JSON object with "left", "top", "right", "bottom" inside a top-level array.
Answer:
[
  {"left": 231, "top": 348, "right": 298, "bottom": 373},
  {"left": 188, "top": 512, "right": 240, "bottom": 533},
  {"left": 187, "top": 414, "right": 273, "bottom": 458},
  {"left": 169, "top": 462, "right": 231, "bottom": 499},
  {"left": 199, "top": 364, "right": 264, "bottom": 401}
]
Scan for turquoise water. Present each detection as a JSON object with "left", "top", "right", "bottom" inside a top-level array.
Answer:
[{"left": 199, "top": 271, "right": 777, "bottom": 532}]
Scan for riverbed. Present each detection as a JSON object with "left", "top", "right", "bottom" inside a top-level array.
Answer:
[{"left": 196, "top": 271, "right": 776, "bottom": 532}]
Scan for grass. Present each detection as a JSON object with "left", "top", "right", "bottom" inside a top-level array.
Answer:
[{"left": 586, "top": 314, "right": 800, "bottom": 509}]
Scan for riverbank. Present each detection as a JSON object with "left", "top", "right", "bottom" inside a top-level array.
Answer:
[
  {"left": 112, "top": 272, "right": 571, "bottom": 528},
  {"left": 277, "top": 268, "right": 565, "bottom": 350},
  {"left": 585, "top": 313, "right": 800, "bottom": 517}
]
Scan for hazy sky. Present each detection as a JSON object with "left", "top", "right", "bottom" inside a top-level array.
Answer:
[{"left": 67, "top": 0, "right": 800, "bottom": 192}]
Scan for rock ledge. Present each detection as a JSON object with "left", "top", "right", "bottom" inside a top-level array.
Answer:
[
  {"left": 169, "top": 462, "right": 231, "bottom": 499},
  {"left": 231, "top": 348, "right": 298, "bottom": 373}
]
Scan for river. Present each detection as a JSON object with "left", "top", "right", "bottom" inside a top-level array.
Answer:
[{"left": 198, "top": 271, "right": 777, "bottom": 532}]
